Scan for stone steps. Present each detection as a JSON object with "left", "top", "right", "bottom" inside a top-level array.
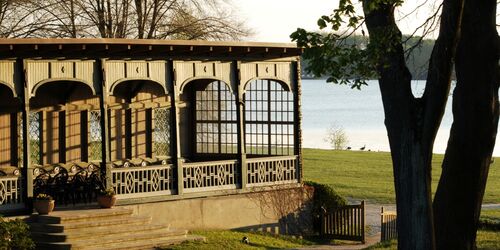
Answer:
[
  {"left": 30, "top": 215, "right": 151, "bottom": 233},
  {"left": 33, "top": 208, "right": 133, "bottom": 224},
  {"left": 28, "top": 207, "right": 204, "bottom": 249},
  {"left": 31, "top": 223, "right": 175, "bottom": 242}
]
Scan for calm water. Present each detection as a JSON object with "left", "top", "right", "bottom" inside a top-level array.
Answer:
[{"left": 301, "top": 79, "right": 500, "bottom": 156}]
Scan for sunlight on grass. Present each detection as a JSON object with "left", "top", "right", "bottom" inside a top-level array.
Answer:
[
  {"left": 481, "top": 209, "right": 500, "bottom": 220},
  {"left": 303, "top": 148, "right": 500, "bottom": 204},
  {"left": 364, "top": 230, "right": 500, "bottom": 250},
  {"left": 476, "top": 230, "right": 500, "bottom": 249},
  {"left": 165, "top": 230, "right": 313, "bottom": 250}
]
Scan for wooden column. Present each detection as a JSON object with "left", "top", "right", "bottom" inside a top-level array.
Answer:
[
  {"left": 234, "top": 61, "right": 247, "bottom": 189},
  {"left": 98, "top": 59, "right": 112, "bottom": 189},
  {"left": 292, "top": 60, "right": 303, "bottom": 183},
  {"left": 170, "top": 61, "right": 183, "bottom": 195},
  {"left": 20, "top": 59, "right": 33, "bottom": 208}
]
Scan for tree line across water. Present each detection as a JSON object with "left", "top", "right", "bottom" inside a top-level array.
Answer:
[{"left": 301, "top": 35, "right": 436, "bottom": 80}]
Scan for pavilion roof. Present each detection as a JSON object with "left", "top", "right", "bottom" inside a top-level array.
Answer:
[{"left": 0, "top": 38, "right": 302, "bottom": 59}]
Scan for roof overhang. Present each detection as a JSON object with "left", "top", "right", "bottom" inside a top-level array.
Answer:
[{"left": 0, "top": 38, "right": 302, "bottom": 59}]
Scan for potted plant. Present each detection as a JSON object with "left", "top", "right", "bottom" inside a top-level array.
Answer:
[
  {"left": 97, "top": 188, "right": 116, "bottom": 208},
  {"left": 33, "top": 193, "right": 54, "bottom": 215}
]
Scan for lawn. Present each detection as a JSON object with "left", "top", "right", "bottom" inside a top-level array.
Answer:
[
  {"left": 365, "top": 230, "right": 500, "bottom": 250},
  {"left": 164, "top": 230, "right": 313, "bottom": 250},
  {"left": 166, "top": 149, "right": 500, "bottom": 249},
  {"left": 303, "top": 148, "right": 500, "bottom": 204},
  {"left": 165, "top": 229, "right": 499, "bottom": 250},
  {"left": 481, "top": 209, "right": 500, "bottom": 220}
]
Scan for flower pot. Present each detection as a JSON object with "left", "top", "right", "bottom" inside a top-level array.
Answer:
[
  {"left": 34, "top": 200, "right": 55, "bottom": 215},
  {"left": 97, "top": 195, "right": 116, "bottom": 208}
]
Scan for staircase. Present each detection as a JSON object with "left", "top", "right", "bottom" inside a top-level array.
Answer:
[{"left": 28, "top": 207, "right": 204, "bottom": 249}]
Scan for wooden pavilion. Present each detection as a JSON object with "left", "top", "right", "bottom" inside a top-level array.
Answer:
[{"left": 0, "top": 39, "right": 302, "bottom": 213}]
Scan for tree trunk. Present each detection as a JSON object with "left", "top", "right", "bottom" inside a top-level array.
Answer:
[
  {"left": 433, "top": 1, "right": 499, "bottom": 249},
  {"left": 363, "top": 2, "right": 435, "bottom": 249}
]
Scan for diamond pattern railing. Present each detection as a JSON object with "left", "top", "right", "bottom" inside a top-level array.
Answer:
[
  {"left": 111, "top": 164, "right": 175, "bottom": 198},
  {"left": 183, "top": 160, "right": 238, "bottom": 193},
  {"left": 246, "top": 155, "right": 298, "bottom": 187},
  {"left": 0, "top": 176, "right": 23, "bottom": 211}
]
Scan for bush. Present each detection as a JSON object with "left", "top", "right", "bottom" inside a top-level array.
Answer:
[
  {"left": 324, "top": 124, "right": 349, "bottom": 150},
  {"left": 304, "top": 181, "right": 347, "bottom": 233},
  {"left": 0, "top": 217, "right": 35, "bottom": 250}
]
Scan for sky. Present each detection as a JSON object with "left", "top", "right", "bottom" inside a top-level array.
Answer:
[{"left": 232, "top": 0, "right": 438, "bottom": 43}]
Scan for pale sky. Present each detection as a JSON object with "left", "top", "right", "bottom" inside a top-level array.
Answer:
[{"left": 232, "top": 0, "right": 438, "bottom": 43}]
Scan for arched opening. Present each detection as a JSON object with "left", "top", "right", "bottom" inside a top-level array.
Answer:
[
  {"left": 109, "top": 80, "right": 171, "bottom": 165},
  {"left": 179, "top": 79, "right": 237, "bottom": 161},
  {"left": 0, "top": 84, "right": 21, "bottom": 170},
  {"left": 244, "top": 79, "right": 295, "bottom": 156},
  {"left": 29, "top": 81, "right": 99, "bottom": 166}
]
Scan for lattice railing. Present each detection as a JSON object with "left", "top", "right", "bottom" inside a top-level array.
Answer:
[
  {"left": 183, "top": 160, "right": 238, "bottom": 193},
  {"left": 246, "top": 155, "right": 298, "bottom": 187},
  {"left": 112, "top": 164, "right": 175, "bottom": 198},
  {"left": 0, "top": 176, "right": 23, "bottom": 211}
]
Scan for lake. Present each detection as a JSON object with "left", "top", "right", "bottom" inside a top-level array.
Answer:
[{"left": 301, "top": 79, "right": 500, "bottom": 156}]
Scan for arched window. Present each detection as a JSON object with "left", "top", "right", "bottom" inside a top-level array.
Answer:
[
  {"left": 244, "top": 79, "right": 294, "bottom": 155},
  {"left": 195, "top": 81, "right": 237, "bottom": 154}
]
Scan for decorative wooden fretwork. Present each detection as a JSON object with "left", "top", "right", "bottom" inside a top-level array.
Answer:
[
  {"left": 195, "top": 81, "right": 237, "bottom": 154},
  {"left": 25, "top": 60, "right": 97, "bottom": 97},
  {"left": 28, "top": 112, "right": 42, "bottom": 165},
  {"left": 88, "top": 110, "right": 102, "bottom": 161},
  {"left": 152, "top": 108, "right": 170, "bottom": 157},
  {"left": 0, "top": 176, "right": 22, "bottom": 210},
  {"left": 239, "top": 62, "right": 293, "bottom": 93},
  {"left": 105, "top": 60, "right": 167, "bottom": 94},
  {"left": 112, "top": 164, "right": 174, "bottom": 198},
  {"left": 174, "top": 61, "right": 232, "bottom": 94},
  {"left": 244, "top": 79, "right": 294, "bottom": 155},
  {"left": 183, "top": 160, "right": 238, "bottom": 193},
  {"left": 0, "top": 61, "right": 16, "bottom": 93},
  {"left": 246, "top": 155, "right": 298, "bottom": 187}
]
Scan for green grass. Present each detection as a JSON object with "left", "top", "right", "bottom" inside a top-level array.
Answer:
[
  {"left": 481, "top": 209, "right": 500, "bottom": 220},
  {"left": 364, "top": 230, "right": 500, "bottom": 250},
  {"left": 303, "top": 148, "right": 500, "bottom": 204},
  {"left": 166, "top": 229, "right": 500, "bottom": 250},
  {"left": 164, "top": 149, "right": 499, "bottom": 249},
  {"left": 165, "top": 230, "right": 313, "bottom": 250},
  {"left": 476, "top": 230, "right": 500, "bottom": 249}
]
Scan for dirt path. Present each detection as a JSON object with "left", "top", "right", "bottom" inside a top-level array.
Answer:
[{"left": 296, "top": 234, "right": 381, "bottom": 250}]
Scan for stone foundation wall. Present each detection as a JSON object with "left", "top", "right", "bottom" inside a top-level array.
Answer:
[{"left": 121, "top": 187, "right": 312, "bottom": 234}]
